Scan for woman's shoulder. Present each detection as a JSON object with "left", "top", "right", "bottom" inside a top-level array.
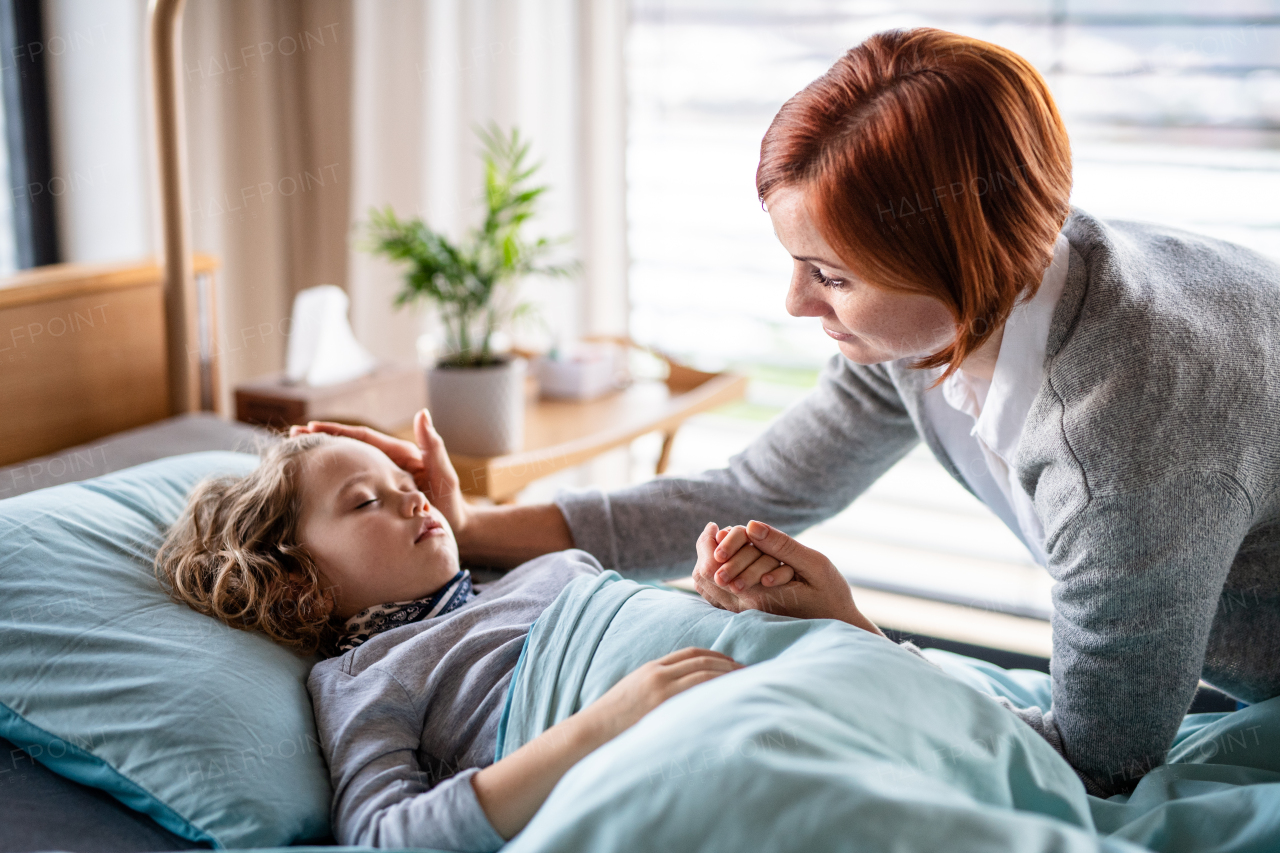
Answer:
[
  {"left": 1064, "top": 205, "right": 1280, "bottom": 271},
  {"left": 1052, "top": 208, "right": 1280, "bottom": 396},
  {"left": 1014, "top": 210, "right": 1280, "bottom": 499},
  {"left": 1061, "top": 207, "right": 1280, "bottom": 337}
]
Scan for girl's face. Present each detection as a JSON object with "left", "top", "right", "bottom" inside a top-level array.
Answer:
[
  {"left": 296, "top": 438, "right": 460, "bottom": 620},
  {"left": 766, "top": 185, "right": 957, "bottom": 365}
]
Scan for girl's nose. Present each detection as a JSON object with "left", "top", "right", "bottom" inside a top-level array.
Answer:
[{"left": 405, "top": 490, "right": 431, "bottom": 515}]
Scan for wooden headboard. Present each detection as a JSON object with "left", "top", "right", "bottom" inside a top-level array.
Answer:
[{"left": 0, "top": 255, "right": 220, "bottom": 467}]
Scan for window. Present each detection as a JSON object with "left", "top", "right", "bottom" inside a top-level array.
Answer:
[
  {"left": 625, "top": 1, "right": 1280, "bottom": 620},
  {"left": 0, "top": 0, "right": 59, "bottom": 273},
  {"left": 0, "top": 62, "right": 16, "bottom": 275}
]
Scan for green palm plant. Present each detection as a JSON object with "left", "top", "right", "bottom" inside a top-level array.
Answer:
[{"left": 363, "top": 125, "right": 573, "bottom": 368}]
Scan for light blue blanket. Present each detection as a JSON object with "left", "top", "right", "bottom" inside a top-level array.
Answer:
[
  {"left": 223, "top": 572, "right": 1280, "bottom": 853},
  {"left": 491, "top": 571, "right": 1280, "bottom": 853}
]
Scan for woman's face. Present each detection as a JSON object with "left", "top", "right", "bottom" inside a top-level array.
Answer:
[
  {"left": 296, "top": 438, "right": 460, "bottom": 620},
  {"left": 766, "top": 185, "right": 957, "bottom": 365}
]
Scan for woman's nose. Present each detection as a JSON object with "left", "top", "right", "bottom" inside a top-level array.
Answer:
[{"left": 785, "top": 269, "right": 829, "bottom": 318}]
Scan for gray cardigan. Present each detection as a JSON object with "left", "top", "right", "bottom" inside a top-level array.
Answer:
[{"left": 554, "top": 206, "right": 1280, "bottom": 797}]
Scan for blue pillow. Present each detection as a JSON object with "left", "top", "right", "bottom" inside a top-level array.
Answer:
[{"left": 0, "top": 451, "right": 331, "bottom": 849}]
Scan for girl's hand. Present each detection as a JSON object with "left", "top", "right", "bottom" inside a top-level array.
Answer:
[
  {"left": 582, "top": 647, "right": 743, "bottom": 741},
  {"left": 472, "top": 647, "right": 742, "bottom": 840},
  {"left": 702, "top": 523, "right": 796, "bottom": 593},
  {"left": 289, "top": 409, "right": 471, "bottom": 538}
]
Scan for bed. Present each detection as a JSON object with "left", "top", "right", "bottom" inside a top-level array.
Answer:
[
  {"left": 5, "top": 442, "right": 1280, "bottom": 853},
  {"left": 3, "top": 267, "right": 1279, "bottom": 853},
  {"left": 3, "top": 3, "right": 1280, "bottom": 852}
]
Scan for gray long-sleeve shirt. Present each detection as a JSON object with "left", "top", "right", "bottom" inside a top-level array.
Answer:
[
  {"left": 307, "top": 549, "right": 605, "bottom": 851},
  {"left": 553, "top": 206, "right": 1280, "bottom": 797}
]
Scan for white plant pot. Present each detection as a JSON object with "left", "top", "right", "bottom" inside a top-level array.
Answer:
[{"left": 426, "top": 357, "right": 526, "bottom": 457}]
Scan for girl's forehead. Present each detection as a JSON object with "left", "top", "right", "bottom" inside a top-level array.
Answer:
[{"left": 299, "top": 440, "right": 380, "bottom": 484}]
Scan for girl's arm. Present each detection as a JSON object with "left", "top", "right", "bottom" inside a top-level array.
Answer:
[
  {"left": 471, "top": 647, "right": 742, "bottom": 839},
  {"left": 315, "top": 647, "right": 740, "bottom": 850}
]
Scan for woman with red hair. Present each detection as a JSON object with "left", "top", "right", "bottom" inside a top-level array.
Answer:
[{"left": 300, "top": 28, "right": 1280, "bottom": 799}]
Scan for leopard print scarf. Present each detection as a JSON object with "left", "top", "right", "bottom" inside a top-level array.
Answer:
[{"left": 335, "top": 569, "right": 474, "bottom": 654}]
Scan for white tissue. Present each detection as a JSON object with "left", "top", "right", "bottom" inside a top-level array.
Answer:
[{"left": 284, "top": 285, "right": 378, "bottom": 386}]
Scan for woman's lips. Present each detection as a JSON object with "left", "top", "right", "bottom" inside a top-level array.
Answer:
[
  {"left": 414, "top": 517, "right": 443, "bottom": 543},
  {"left": 823, "top": 326, "right": 856, "bottom": 341}
]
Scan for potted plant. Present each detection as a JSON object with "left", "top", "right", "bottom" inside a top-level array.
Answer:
[{"left": 363, "top": 125, "right": 572, "bottom": 456}]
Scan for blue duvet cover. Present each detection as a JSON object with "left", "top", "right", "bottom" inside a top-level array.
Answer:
[
  {"left": 493, "top": 571, "right": 1280, "bottom": 853},
  {"left": 234, "top": 571, "right": 1280, "bottom": 853}
]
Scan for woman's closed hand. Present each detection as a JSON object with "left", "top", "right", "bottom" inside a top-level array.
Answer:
[
  {"left": 584, "top": 647, "right": 743, "bottom": 741},
  {"left": 694, "top": 520, "right": 884, "bottom": 636},
  {"left": 695, "top": 522, "right": 796, "bottom": 598}
]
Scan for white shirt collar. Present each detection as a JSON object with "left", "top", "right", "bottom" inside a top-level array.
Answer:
[{"left": 940, "top": 231, "right": 1071, "bottom": 460}]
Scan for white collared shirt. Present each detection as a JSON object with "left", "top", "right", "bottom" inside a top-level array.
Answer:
[{"left": 919, "top": 232, "right": 1071, "bottom": 566}]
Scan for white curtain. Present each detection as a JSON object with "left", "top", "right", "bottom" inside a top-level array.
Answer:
[
  {"left": 176, "top": 0, "right": 628, "bottom": 412},
  {"left": 42, "top": 0, "right": 155, "bottom": 271},
  {"left": 347, "top": 0, "right": 629, "bottom": 369},
  {"left": 181, "top": 0, "right": 355, "bottom": 410},
  {"left": 42, "top": 0, "right": 628, "bottom": 417}
]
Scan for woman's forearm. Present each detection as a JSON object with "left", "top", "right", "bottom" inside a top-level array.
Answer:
[
  {"left": 470, "top": 710, "right": 608, "bottom": 839},
  {"left": 456, "top": 502, "right": 574, "bottom": 568}
]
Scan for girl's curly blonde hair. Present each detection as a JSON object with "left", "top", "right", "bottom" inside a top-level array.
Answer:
[{"left": 155, "top": 432, "right": 342, "bottom": 654}]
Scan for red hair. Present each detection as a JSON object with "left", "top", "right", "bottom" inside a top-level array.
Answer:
[{"left": 757, "top": 27, "right": 1072, "bottom": 383}]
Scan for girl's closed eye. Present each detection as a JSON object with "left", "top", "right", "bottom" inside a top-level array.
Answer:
[{"left": 356, "top": 484, "right": 415, "bottom": 510}]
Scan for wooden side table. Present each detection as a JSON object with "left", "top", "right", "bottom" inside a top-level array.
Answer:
[
  {"left": 393, "top": 346, "right": 748, "bottom": 503},
  {"left": 234, "top": 362, "right": 427, "bottom": 432}
]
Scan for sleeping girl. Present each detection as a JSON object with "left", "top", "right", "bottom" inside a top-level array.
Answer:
[
  {"left": 153, "top": 428, "right": 732, "bottom": 849},
  {"left": 153, "top": 413, "right": 888, "bottom": 850}
]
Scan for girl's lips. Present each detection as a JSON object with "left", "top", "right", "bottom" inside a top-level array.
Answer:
[{"left": 414, "top": 517, "right": 443, "bottom": 543}]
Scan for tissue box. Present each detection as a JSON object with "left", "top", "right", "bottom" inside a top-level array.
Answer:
[
  {"left": 534, "top": 342, "right": 627, "bottom": 401},
  {"left": 234, "top": 362, "right": 426, "bottom": 432}
]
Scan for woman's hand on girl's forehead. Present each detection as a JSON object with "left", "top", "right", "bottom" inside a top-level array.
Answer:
[
  {"left": 296, "top": 439, "right": 462, "bottom": 620},
  {"left": 290, "top": 409, "right": 472, "bottom": 541}
]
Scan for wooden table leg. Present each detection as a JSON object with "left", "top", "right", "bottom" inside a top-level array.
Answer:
[{"left": 655, "top": 429, "right": 677, "bottom": 475}]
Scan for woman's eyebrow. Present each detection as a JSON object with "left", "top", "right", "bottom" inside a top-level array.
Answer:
[{"left": 792, "top": 254, "right": 843, "bottom": 268}]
